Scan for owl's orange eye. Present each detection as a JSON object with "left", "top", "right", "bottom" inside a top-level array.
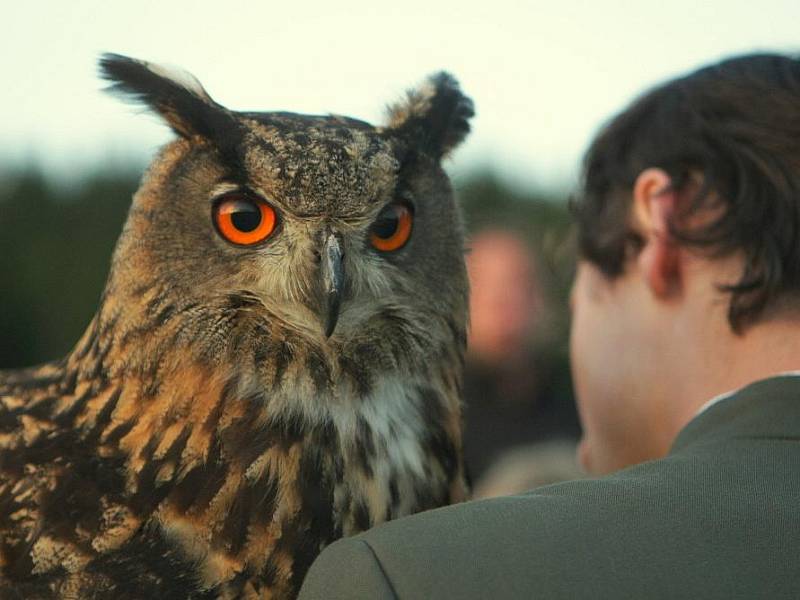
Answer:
[
  {"left": 213, "top": 195, "right": 277, "bottom": 246},
  {"left": 370, "top": 203, "right": 413, "bottom": 252}
]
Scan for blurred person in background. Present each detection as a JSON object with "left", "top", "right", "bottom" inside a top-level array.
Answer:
[
  {"left": 301, "top": 52, "right": 800, "bottom": 598},
  {"left": 471, "top": 439, "right": 584, "bottom": 498},
  {"left": 463, "top": 228, "right": 580, "bottom": 490}
]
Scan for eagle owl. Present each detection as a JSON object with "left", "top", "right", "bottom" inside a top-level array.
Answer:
[{"left": 0, "top": 55, "right": 473, "bottom": 598}]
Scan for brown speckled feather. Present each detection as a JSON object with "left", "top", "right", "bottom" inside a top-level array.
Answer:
[{"left": 0, "top": 54, "right": 473, "bottom": 599}]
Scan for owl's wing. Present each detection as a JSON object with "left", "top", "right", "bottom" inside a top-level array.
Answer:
[
  {"left": 0, "top": 359, "right": 212, "bottom": 598},
  {"left": 0, "top": 346, "right": 323, "bottom": 599}
]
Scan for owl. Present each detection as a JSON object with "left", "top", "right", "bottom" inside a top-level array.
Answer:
[{"left": 0, "top": 54, "right": 473, "bottom": 598}]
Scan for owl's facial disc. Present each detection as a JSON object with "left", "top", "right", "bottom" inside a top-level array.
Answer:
[{"left": 322, "top": 233, "right": 344, "bottom": 338}]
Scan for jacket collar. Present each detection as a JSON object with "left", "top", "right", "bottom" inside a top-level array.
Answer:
[{"left": 670, "top": 375, "right": 800, "bottom": 454}]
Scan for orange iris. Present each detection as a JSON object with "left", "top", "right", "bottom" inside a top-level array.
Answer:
[
  {"left": 370, "top": 203, "right": 413, "bottom": 252},
  {"left": 214, "top": 195, "right": 277, "bottom": 246}
]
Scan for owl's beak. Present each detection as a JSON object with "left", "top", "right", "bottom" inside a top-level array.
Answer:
[{"left": 322, "top": 233, "right": 344, "bottom": 338}]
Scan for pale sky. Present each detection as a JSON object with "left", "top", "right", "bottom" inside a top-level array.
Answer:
[{"left": 3, "top": 0, "right": 799, "bottom": 190}]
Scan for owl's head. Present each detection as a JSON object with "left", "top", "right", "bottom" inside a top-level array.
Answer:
[{"left": 99, "top": 54, "right": 473, "bottom": 371}]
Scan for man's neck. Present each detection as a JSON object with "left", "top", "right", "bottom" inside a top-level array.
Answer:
[{"left": 678, "top": 314, "right": 800, "bottom": 426}]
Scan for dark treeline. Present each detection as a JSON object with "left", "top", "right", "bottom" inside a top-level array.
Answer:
[
  {"left": 0, "top": 168, "right": 574, "bottom": 370},
  {"left": 0, "top": 169, "right": 139, "bottom": 368}
]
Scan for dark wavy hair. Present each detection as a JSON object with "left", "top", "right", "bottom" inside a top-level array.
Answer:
[{"left": 572, "top": 53, "right": 800, "bottom": 332}]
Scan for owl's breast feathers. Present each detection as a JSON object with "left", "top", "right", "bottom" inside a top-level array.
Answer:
[{"left": 0, "top": 305, "right": 467, "bottom": 598}]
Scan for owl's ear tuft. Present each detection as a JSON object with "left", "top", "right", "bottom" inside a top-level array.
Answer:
[
  {"left": 99, "top": 53, "right": 239, "bottom": 143},
  {"left": 385, "top": 72, "right": 474, "bottom": 159}
]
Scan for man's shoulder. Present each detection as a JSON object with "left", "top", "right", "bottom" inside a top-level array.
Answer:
[
  {"left": 301, "top": 437, "right": 800, "bottom": 599},
  {"left": 355, "top": 452, "right": 706, "bottom": 557},
  {"left": 300, "top": 379, "right": 800, "bottom": 599},
  {"left": 298, "top": 457, "right": 690, "bottom": 599}
]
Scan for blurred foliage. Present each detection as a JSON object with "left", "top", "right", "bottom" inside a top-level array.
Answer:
[
  {"left": 0, "top": 167, "right": 575, "bottom": 370},
  {"left": 0, "top": 168, "right": 139, "bottom": 368}
]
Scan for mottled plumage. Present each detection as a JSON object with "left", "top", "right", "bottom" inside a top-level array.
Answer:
[{"left": 0, "top": 55, "right": 473, "bottom": 598}]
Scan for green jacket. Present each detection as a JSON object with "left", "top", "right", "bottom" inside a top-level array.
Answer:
[{"left": 299, "top": 376, "right": 800, "bottom": 599}]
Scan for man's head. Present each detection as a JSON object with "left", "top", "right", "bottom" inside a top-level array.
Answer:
[{"left": 570, "top": 53, "right": 800, "bottom": 474}]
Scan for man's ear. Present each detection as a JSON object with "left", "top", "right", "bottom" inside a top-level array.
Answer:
[{"left": 632, "top": 168, "right": 682, "bottom": 298}]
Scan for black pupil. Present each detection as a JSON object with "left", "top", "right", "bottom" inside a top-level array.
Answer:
[
  {"left": 373, "top": 207, "right": 402, "bottom": 239},
  {"left": 230, "top": 201, "right": 262, "bottom": 232}
]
